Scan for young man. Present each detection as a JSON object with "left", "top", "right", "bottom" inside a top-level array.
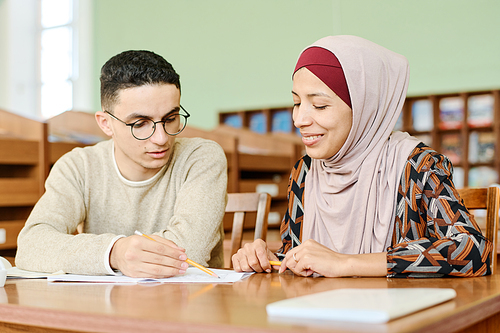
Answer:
[{"left": 15, "top": 50, "right": 227, "bottom": 278}]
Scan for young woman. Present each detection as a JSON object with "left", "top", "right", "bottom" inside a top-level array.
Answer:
[{"left": 232, "top": 35, "right": 492, "bottom": 278}]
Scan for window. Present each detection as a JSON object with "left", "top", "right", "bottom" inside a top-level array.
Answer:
[{"left": 39, "top": 0, "right": 75, "bottom": 118}]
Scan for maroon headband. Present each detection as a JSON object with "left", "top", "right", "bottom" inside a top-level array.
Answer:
[{"left": 293, "top": 46, "right": 352, "bottom": 109}]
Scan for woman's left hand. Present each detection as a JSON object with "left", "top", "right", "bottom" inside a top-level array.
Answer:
[
  {"left": 279, "top": 239, "right": 346, "bottom": 277},
  {"left": 279, "top": 239, "right": 387, "bottom": 277}
]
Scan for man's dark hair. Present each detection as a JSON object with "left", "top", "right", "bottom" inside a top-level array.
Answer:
[{"left": 100, "top": 50, "right": 180, "bottom": 112}]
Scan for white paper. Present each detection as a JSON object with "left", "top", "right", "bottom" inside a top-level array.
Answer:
[
  {"left": 48, "top": 267, "right": 253, "bottom": 284},
  {"left": 266, "top": 288, "right": 456, "bottom": 323}
]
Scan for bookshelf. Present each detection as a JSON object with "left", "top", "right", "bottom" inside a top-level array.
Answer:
[
  {"left": 398, "top": 89, "right": 500, "bottom": 188},
  {"left": 219, "top": 106, "right": 298, "bottom": 136},
  {"left": 220, "top": 89, "right": 500, "bottom": 189},
  {"left": 0, "top": 109, "right": 48, "bottom": 254},
  {"left": 0, "top": 110, "right": 106, "bottom": 255}
]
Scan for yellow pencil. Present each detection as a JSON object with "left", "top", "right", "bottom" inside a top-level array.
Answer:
[
  {"left": 185, "top": 259, "right": 220, "bottom": 278},
  {"left": 134, "top": 230, "right": 220, "bottom": 278},
  {"left": 269, "top": 261, "right": 282, "bottom": 266}
]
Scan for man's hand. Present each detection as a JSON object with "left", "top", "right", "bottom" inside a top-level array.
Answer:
[
  {"left": 110, "top": 234, "right": 188, "bottom": 278},
  {"left": 232, "top": 239, "right": 280, "bottom": 273}
]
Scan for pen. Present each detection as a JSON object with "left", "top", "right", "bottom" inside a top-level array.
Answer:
[{"left": 134, "top": 230, "right": 220, "bottom": 278}]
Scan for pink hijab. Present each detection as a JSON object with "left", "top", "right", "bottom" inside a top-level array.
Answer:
[{"left": 298, "top": 36, "right": 420, "bottom": 254}]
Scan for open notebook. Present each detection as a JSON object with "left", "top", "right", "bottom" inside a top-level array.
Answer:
[
  {"left": 47, "top": 267, "right": 253, "bottom": 284},
  {"left": 266, "top": 288, "right": 456, "bottom": 324}
]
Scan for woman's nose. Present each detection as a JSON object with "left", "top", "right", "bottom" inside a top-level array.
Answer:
[{"left": 293, "top": 105, "right": 313, "bottom": 129}]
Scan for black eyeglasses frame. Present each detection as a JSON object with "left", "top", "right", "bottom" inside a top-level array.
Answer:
[{"left": 104, "top": 106, "right": 190, "bottom": 140}]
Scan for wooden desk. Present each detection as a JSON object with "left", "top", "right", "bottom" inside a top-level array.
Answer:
[{"left": 0, "top": 271, "right": 499, "bottom": 333}]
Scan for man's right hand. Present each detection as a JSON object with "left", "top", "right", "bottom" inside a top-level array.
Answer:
[
  {"left": 231, "top": 239, "right": 280, "bottom": 273},
  {"left": 109, "top": 234, "right": 188, "bottom": 278}
]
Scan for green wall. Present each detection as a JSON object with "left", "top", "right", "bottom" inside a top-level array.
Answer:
[
  {"left": 93, "top": 0, "right": 336, "bottom": 129},
  {"left": 337, "top": 0, "right": 500, "bottom": 96},
  {"left": 93, "top": 0, "right": 500, "bottom": 129}
]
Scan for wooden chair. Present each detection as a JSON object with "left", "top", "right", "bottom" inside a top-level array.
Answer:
[
  {"left": 225, "top": 192, "right": 272, "bottom": 268},
  {"left": 458, "top": 186, "right": 500, "bottom": 274}
]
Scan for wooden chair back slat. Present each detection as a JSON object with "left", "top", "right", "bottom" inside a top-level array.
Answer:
[
  {"left": 226, "top": 192, "right": 271, "bottom": 268},
  {"left": 458, "top": 186, "right": 500, "bottom": 274}
]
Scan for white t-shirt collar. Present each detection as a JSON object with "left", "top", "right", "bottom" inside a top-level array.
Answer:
[{"left": 111, "top": 141, "right": 167, "bottom": 187}]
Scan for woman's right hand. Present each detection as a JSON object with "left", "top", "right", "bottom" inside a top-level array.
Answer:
[{"left": 231, "top": 239, "right": 280, "bottom": 273}]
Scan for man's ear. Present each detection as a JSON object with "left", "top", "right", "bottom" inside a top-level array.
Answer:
[{"left": 95, "top": 111, "right": 114, "bottom": 137}]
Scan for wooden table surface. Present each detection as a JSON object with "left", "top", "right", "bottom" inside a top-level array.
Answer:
[{"left": 1, "top": 268, "right": 499, "bottom": 333}]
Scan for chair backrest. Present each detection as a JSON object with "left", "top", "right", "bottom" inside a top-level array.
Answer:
[
  {"left": 225, "top": 192, "right": 271, "bottom": 268},
  {"left": 457, "top": 186, "right": 500, "bottom": 274}
]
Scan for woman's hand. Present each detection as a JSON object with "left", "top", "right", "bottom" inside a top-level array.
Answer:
[
  {"left": 232, "top": 239, "right": 280, "bottom": 273},
  {"left": 279, "top": 239, "right": 387, "bottom": 277}
]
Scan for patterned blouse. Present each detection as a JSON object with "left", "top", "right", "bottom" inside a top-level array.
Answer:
[{"left": 276, "top": 143, "right": 493, "bottom": 277}]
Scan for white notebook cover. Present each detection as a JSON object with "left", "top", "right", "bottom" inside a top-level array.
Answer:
[{"left": 266, "top": 288, "right": 456, "bottom": 323}]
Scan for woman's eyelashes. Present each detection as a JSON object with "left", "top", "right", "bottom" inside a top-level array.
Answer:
[{"left": 292, "top": 103, "right": 328, "bottom": 110}]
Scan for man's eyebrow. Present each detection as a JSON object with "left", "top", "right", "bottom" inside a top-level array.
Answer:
[{"left": 125, "top": 107, "right": 180, "bottom": 122}]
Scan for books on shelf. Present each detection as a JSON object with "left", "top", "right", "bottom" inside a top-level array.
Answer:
[
  {"left": 439, "top": 97, "right": 463, "bottom": 130},
  {"left": 468, "top": 94, "right": 494, "bottom": 128},
  {"left": 440, "top": 133, "right": 462, "bottom": 165},
  {"left": 223, "top": 114, "right": 243, "bottom": 128},
  {"left": 218, "top": 89, "right": 499, "bottom": 189},
  {"left": 451, "top": 166, "right": 464, "bottom": 189},
  {"left": 469, "top": 167, "right": 498, "bottom": 187},
  {"left": 469, "top": 131, "right": 495, "bottom": 164},
  {"left": 249, "top": 113, "right": 266, "bottom": 134},
  {"left": 271, "top": 110, "right": 293, "bottom": 133},
  {"left": 411, "top": 99, "right": 433, "bottom": 132}
]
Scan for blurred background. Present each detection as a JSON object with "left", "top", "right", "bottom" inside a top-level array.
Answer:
[{"left": 1, "top": 0, "right": 499, "bottom": 129}]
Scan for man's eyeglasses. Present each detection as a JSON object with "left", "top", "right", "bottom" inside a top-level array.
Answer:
[{"left": 104, "top": 106, "right": 190, "bottom": 140}]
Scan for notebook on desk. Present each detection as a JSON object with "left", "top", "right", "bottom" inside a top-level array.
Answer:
[
  {"left": 266, "top": 288, "right": 456, "bottom": 324},
  {"left": 47, "top": 267, "right": 253, "bottom": 284}
]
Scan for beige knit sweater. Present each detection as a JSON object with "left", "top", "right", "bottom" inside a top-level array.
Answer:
[{"left": 16, "top": 137, "right": 227, "bottom": 275}]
